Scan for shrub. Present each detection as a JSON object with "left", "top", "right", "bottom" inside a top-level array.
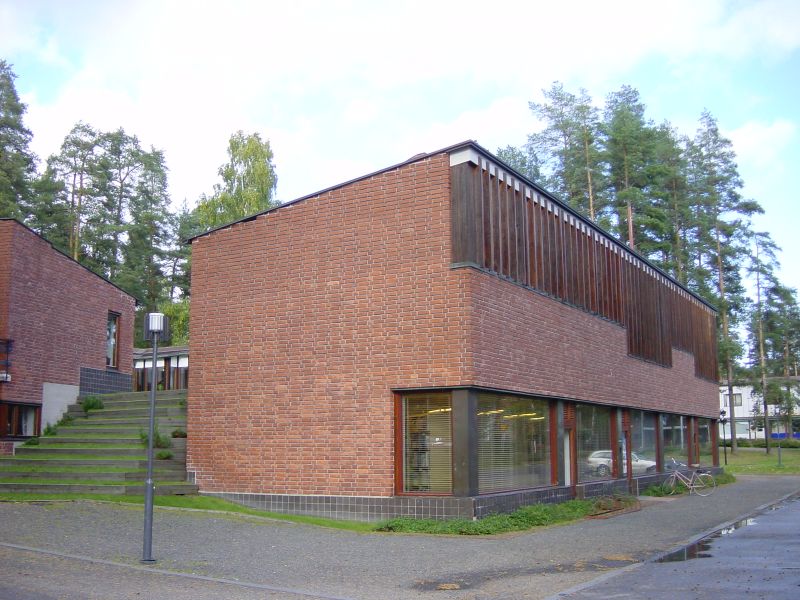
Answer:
[
  {"left": 22, "top": 437, "right": 40, "bottom": 446},
  {"left": 81, "top": 396, "right": 105, "bottom": 412},
  {"left": 57, "top": 414, "right": 75, "bottom": 427},
  {"left": 155, "top": 450, "right": 173, "bottom": 460},
  {"left": 139, "top": 427, "right": 172, "bottom": 449},
  {"left": 721, "top": 438, "right": 800, "bottom": 449},
  {"left": 171, "top": 428, "right": 187, "bottom": 438},
  {"left": 43, "top": 423, "right": 58, "bottom": 436}
]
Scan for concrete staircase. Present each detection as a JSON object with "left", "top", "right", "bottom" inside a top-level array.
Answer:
[{"left": 0, "top": 390, "right": 197, "bottom": 495}]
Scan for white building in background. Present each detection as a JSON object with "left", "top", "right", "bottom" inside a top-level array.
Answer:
[{"left": 719, "top": 383, "right": 798, "bottom": 440}]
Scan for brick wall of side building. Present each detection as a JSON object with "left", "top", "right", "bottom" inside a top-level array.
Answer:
[
  {"left": 467, "top": 270, "right": 719, "bottom": 418},
  {"left": 0, "top": 222, "right": 12, "bottom": 341},
  {"left": 0, "top": 220, "right": 135, "bottom": 406},
  {"left": 188, "top": 154, "right": 472, "bottom": 497}
]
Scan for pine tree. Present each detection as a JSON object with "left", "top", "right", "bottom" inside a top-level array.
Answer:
[
  {"left": 48, "top": 122, "right": 101, "bottom": 261},
  {"left": 0, "top": 60, "right": 35, "bottom": 219},
  {"left": 94, "top": 129, "right": 142, "bottom": 279},
  {"left": 495, "top": 145, "right": 542, "bottom": 183},
  {"left": 527, "top": 83, "right": 604, "bottom": 220},
  {"left": 691, "top": 111, "right": 763, "bottom": 451},
  {"left": 116, "top": 148, "right": 172, "bottom": 309},
  {"left": 603, "top": 85, "right": 656, "bottom": 250}
]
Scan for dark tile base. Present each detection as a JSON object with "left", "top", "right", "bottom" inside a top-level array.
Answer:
[
  {"left": 79, "top": 367, "right": 132, "bottom": 396},
  {"left": 204, "top": 469, "right": 723, "bottom": 522}
]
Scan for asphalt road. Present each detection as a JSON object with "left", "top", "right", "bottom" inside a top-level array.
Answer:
[{"left": 1, "top": 475, "right": 798, "bottom": 599}]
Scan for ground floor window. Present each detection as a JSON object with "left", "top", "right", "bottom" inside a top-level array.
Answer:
[
  {"left": 477, "top": 392, "right": 550, "bottom": 493},
  {"left": 398, "top": 389, "right": 716, "bottom": 496},
  {"left": 629, "top": 410, "right": 658, "bottom": 475},
  {"left": 696, "top": 418, "right": 714, "bottom": 466},
  {"left": 576, "top": 404, "right": 613, "bottom": 481},
  {"left": 662, "top": 413, "right": 688, "bottom": 467},
  {"left": 134, "top": 356, "right": 188, "bottom": 392},
  {"left": 402, "top": 393, "right": 452, "bottom": 493},
  {"left": 0, "top": 402, "right": 39, "bottom": 437}
]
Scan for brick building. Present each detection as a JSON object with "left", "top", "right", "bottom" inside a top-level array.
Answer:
[
  {"left": 0, "top": 219, "right": 135, "bottom": 452},
  {"left": 187, "top": 142, "right": 719, "bottom": 520}
]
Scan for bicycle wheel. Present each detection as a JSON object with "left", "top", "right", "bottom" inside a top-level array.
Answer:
[
  {"left": 663, "top": 474, "right": 678, "bottom": 495},
  {"left": 693, "top": 473, "right": 716, "bottom": 496}
]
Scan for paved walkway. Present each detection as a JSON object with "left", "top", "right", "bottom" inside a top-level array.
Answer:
[{"left": 0, "top": 475, "right": 798, "bottom": 599}]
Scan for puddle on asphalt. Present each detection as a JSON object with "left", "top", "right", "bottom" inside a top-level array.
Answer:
[
  {"left": 656, "top": 517, "right": 757, "bottom": 563},
  {"left": 414, "top": 556, "right": 644, "bottom": 591}
]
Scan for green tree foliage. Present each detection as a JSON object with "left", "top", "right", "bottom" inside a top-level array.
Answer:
[
  {"left": 495, "top": 144, "right": 541, "bottom": 182},
  {"left": 745, "top": 233, "right": 800, "bottom": 449},
  {"left": 115, "top": 148, "right": 172, "bottom": 311},
  {"left": 0, "top": 60, "right": 36, "bottom": 219},
  {"left": 194, "top": 131, "right": 277, "bottom": 229},
  {"left": 528, "top": 83, "right": 605, "bottom": 220},
  {"left": 47, "top": 122, "right": 100, "bottom": 260},
  {"left": 603, "top": 85, "right": 657, "bottom": 249}
]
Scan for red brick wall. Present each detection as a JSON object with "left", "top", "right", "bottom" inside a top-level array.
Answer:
[
  {"left": 188, "top": 154, "right": 473, "bottom": 496},
  {"left": 0, "top": 222, "right": 11, "bottom": 341},
  {"left": 467, "top": 271, "right": 719, "bottom": 418},
  {"left": 0, "top": 220, "right": 135, "bottom": 406}
]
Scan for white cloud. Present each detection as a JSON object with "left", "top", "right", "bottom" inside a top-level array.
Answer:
[
  {"left": 7, "top": 0, "right": 800, "bottom": 214},
  {"left": 727, "top": 119, "right": 796, "bottom": 172}
]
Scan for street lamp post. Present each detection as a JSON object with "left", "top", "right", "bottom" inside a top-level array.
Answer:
[
  {"left": 142, "top": 312, "right": 168, "bottom": 564},
  {"left": 719, "top": 409, "right": 728, "bottom": 466}
]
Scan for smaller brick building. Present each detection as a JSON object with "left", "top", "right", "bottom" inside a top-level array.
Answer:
[
  {"left": 187, "top": 142, "right": 720, "bottom": 520},
  {"left": 0, "top": 219, "right": 135, "bottom": 450}
]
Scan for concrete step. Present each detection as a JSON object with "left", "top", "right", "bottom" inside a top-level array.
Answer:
[
  {"left": 0, "top": 470, "right": 186, "bottom": 481},
  {"left": 0, "top": 482, "right": 198, "bottom": 495},
  {"left": 39, "top": 436, "right": 142, "bottom": 445},
  {"left": 0, "top": 458, "right": 185, "bottom": 468},
  {"left": 76, "top": 407, "right": 187, "bottom": 419},
  {"left": 85, "top": 398, "right": 184, "bottom": 409},
  {"left": 15, "top": 447, "right": 147, "bottom": 457},
  {"left": 95, "top": 391, "right": 187, "bottom": 402},
  {"left": 56, "top": 427, "right": 146, "bottom": 435},
  {"left": 69, "top": 418, "right": 186, "bottom": 427}
]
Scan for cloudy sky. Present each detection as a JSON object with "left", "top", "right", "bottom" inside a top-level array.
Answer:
[{"left": 2, "top": 0, "right": 799, "bottom": 291}]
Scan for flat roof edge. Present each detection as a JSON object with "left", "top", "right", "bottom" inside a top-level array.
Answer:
[{"left": 0, "top": 218, "right": 139, "bottom": 303}]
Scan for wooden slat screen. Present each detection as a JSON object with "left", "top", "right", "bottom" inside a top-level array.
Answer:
[{"left": 450, "top": 159, "right": 718, "bottom": 381}]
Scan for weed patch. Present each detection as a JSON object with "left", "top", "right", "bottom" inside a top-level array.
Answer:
[
  {"left": 81, "top": 396, "right": 105, "bottom": 412},
  {"left": 375, "top": 499, "right": 594, "bottom": 535}
]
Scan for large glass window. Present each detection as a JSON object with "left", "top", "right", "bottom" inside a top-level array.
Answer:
[
  {"left": 106, "top": 313, "right": 120, "bottom": 368},
  {"left": 477, "top": 393, "right": 550, "bottom": 493},
  {"left": 577, "top": 404, "right": 613, "bottom": 481},
  {"left": 629, "top": 410, "right": 658, "bottom": 475},
  {"left": 697, "top": 418, "right": 714, "bottom": 466},
  {"left": 402, "top": 394, "right": 452, "bottom": 493},
  {"left": 662, "top": 413, "right": 688, "bottom": 468}
]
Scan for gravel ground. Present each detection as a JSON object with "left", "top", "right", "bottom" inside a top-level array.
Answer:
[{"left": 1, "top": 475, "right": 798, "bottom": 600}]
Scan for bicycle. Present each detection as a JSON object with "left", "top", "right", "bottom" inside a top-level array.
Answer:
[{"left": 662, "top": 458, "right": 716, "bottom": 496}]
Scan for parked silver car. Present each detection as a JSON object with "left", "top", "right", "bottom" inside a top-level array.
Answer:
[{"left": 587, "top": 450, "right": 657, "bottom": 476}]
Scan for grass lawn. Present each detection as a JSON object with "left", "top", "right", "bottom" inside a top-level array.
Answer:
[
  {"left": 0, "top": 493, "right": 375, "bottom": 533},
  {"left": 721, "top": 446, "right": 800, "bottom": 475}
]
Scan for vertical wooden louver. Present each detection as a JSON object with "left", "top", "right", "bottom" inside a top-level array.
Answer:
[
  {"left": 450, "top": 151, "right": 718, "bottom": 381},
  {"left": 563, "top": 403, "right": 576, "bottom": 429}
]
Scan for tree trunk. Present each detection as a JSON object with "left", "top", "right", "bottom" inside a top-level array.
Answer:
[
  {"left": 715, "top": 223, "right": 737, "bottom": 451},
  {"left": 582, "top": 127, "right": 595, "bottom": 221},
  {"left": 754, "top": 242, "right": 771, "bottom": 454}
]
